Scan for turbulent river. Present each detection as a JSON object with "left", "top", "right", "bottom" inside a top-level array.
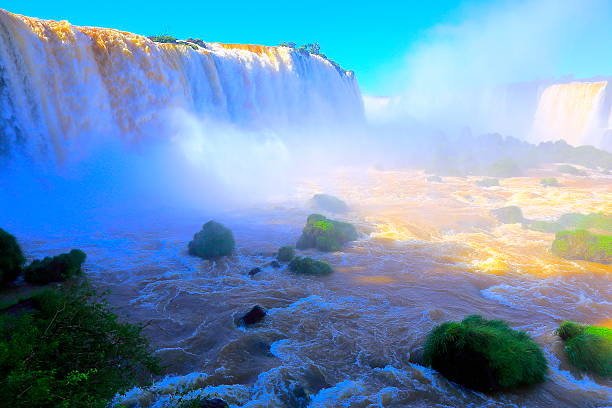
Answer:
[{"left": 5, "top": 167, "right": 611, "bottom": 408}]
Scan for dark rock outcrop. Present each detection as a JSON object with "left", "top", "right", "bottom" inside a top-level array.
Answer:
[{"left": 188, "top": 221, "right": 235, "bottom": 260}]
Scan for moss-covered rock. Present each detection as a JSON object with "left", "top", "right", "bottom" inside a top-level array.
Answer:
[
  {"left": 423, "top": 315, "right": 547, "bottom": 391},
  {"left": 296, "top": 214, "right": 358, "bottom": 252},
  {"left": 490, "top": 206, "right": 524, "bottom": 224},
  {"left": 277, "top": 246, "right": 295, "bottom": 262},
  {"left": 310, "top": 194, "right": 349, "bottom": 213},
  {"left": 476, "top": 178, "right": 499, "bottom": 187},
  {"left": 188, "top": 221, "right": 235, "bottom": 259},
  {"left": 557, "top": 164, "right": 587, "bottom": 176},
  {"left": 551, "top": 230, "right": 611, "bottom": 264},
  {"left": 288, "top": 257, "right": 333, "bottom": 276},
  {"left": 556, "top": 321, "right": 611, "bottom": 378},
  {"left": 0, "top": 228, "right": 25, "bottom": 285},
  {"left": 24, "top": 249, "right": 86, "bottom": 284},
  {"left": 526, "top": 213, "right": 612, "bottom": 234},
  {"left": 540, "top": 177, "right": 560, "bottom": 187}
]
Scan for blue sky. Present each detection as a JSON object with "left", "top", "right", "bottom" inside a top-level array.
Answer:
[{"left": 3, "top": 0, "right": 610, "bottom": 94}]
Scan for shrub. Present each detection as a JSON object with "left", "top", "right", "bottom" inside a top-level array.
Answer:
[
  {"left": 476, "top": 178, "right": 499, "bottom": 187},
  {"left": 556, "top": 321, "right": 611, "bottom": 378},
  {"left": 490, "top": 206, "right": 524, "bottom": 224},
  {"left": 0, "top": 228, "right": 25, "bottom": 285},
  {"left": 310, "top": 194, "right": 349, "bottom": 213},
  {"left": 540, "top": 177, "right": 560, "bottom": 187},
  {"left": 423, "top": 315, "right": 547, "bottom": 391},
  {"left": 296, "top": 214, "right": 358, "bottom": 252},
  {"left": 277, "top": 246, "right": 295, "bottom": 262},
  {"left": 188, "top": 221, "right": 235, "bottom": 259},
  {"left": 0, "top": 283, "right": 159, "bottom": 408},
  {"left": 551, "top": 230, "right": 611, "bottom": 264},
  {"left": 288, "top": 257, "right": 333, "bottom": 276},
  {"left": 148, "top": 35, "right": 178, "bottom": 44},
  {"left": 24, "top": 249, "right": 86, "bottom": 284},
  {"left": 557, "top": 164, "right": 587, "bottom": 176}
]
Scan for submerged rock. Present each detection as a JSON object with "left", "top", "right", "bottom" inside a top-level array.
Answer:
[
  {"left": 490, "top": 206, "right": 524, "bottom": 224},
  {"left": 551, "top": 229, "right": 611, "bottom": 264},
  {"left": 310, "top": 193, "right": 349, "bottom": 213},
  {"left": 24, "top": 249, "right": 86, "bottom": 284},
  {"left": 288, "top": 257, "right": 334, "bottom": 276},
  {"left": 248, "top": 267, "right": 262, "bottom": 276},
  {"left": 423, "top": 315, "right": 547, "bottom": 391},
  {"left": 276, "top": 246, "right": 295, "bottom": 262},
  {"left": 556, "top": 321, "right": 611, "bottom": 378},
  {"left": 296, "top": 214, "right": 358, "bottom": 252},
  {"left": 188, "top": 221, "right": 235, "bottom": 259},
  {"left": 0, "top": 228, "right": 25, "bottom": 285},
  {"left": 239, "top": 305, "right": 267, "bottom": 326}
]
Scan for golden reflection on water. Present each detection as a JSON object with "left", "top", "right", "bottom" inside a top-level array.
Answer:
[{"left": 302, "top": 167, "right": 612, "bottom": 278}]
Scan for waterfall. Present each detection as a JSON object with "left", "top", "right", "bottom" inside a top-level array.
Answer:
[
  {"left": 0, "top": 9, "right": 364, "bottom": 164},
  {"left": 530, "top": 81, "right": 609, "bottom": 147}
]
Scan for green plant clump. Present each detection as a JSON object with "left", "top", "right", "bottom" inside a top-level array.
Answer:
[
  {"left": 147, "top": 35, "right": 178, "bottom": 44},
  {"left": 188, "top": 221, "right": 235, "bottom": 259},
  {"left": 476, "top": 178, "right": 500, "bottom": 187},
  {"left": 556, "top": 321, "right": 611, "bottom": 378},
  {"left": 0, "top": 228, "right": 25, "bottom": 285},
  {"left": 490, "top": 206, "right": 524, "bottom": 224},
  {"left": 551, "top": 229, "right": 611, "bottom": 264},
  {"left": 423, "top": 315, "right": 547, "bottom": 391},
  {"left": 310, "top": 194, "right": 349, "bottom": 213},
  {"left": 526, "top": 213, "right": 612, "bottom": 234},
  {"left": 0, "top": 283, "right": 159, "bottom": 408},
  {"left": 540, "top": 177, "right": 560, "bottom": 187},
  {"left": 276, "top": 246, "right": 295, "bottom": 262},
  {"left": 288, "top": 256, "right": 333, "bottom": 276},
  {"left": 24, "top": 249, "right": 86, "bottom": 284},
  {"left": 296, "top": 214, "right": 358, "bottom": 252}
]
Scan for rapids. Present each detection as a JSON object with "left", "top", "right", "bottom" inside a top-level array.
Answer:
[{"left": 4, "top": 168, "right": 610, "bottom": 408}]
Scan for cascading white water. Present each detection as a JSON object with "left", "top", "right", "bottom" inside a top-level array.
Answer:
[
  {"left": 0, "top": 9, "right": 363, "bottom": 164},
  {"left": 530, "top": 81, "right": 610, "bottom": 147}
]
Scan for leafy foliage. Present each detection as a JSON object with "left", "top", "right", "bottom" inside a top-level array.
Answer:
[
  {"left": 288, "top": 257, "right": 334, "bottom": 276},
  {"left": 148, "top": 35, "right": 178, "bottom": 44},
  {"left": 296, "top": 214, "right": 358, "bottom": 252},
  {"left": 423, "top": 315, "right": 547, "bottom": 391},
  {"left": 276, "top": 246, "right": 295, "bottom": 262},
  {"left": 556, "top": 321, "right": 611, "bottom": 378},
  {"left": 526, "top": 212, "right": 612, "bottom": 234},
  {"left": 24, "top": 249, "right": 86, "bottom": 284},
  {"left": 188, "top": 221, "right": 235, "bottom": 259},
  {"left": 0, "top": 228, "right": 25, "bottom": 285},
  {"left": 0, "top": 283, "right": 160, "bottom": 408}
]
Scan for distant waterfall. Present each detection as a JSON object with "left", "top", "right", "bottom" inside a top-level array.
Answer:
[
  {"left": 530, "top": 81, "right": 610, "bottom": 147},
  {"left": 0, "top": 9, "right": 363, "bottom": 163}
]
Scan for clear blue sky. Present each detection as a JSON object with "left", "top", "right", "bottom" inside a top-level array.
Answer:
[{"left": 3, "top": 1, "right": 610, "bottom": 94}]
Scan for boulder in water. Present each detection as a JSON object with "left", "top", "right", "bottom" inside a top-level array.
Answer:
[
  {"left": 239, "top": 305, "right": 266, "bottom": 326},
  {"left": 490, "top": 206, "right": 524, "bottom": 224},
  {"left": 423, "top": 315, "right": 547, "bottom": 391},
  {"left": 269, "top": 260, "right": 281, "bottom": 268},
  {"left": 310, "top": 194, "right": 349, "bottom": 213},
  {"left": 276, "top": 246, "right": 295, "bottom": 262},
  {"left": 426, "top": 175, "right": 443, "bottom": 183},
  {"left": 296, "top": 214, "right": 358, "bottom": 252},
  {"left": 551, "top": 229, "right": 611, "bottom": 264},
  {"left": 0, "top": 228, "right": 25, "bottom": 285},
  {"left": 556, "top": 321, "right": 611, "bottom": 378},
  {"left": 188, "top": 221, "right": 235, "bottom": 259},
  {"left": 476, "top": 178, "right": 499, "bottom": 187},
  {"left": 289, "top": 257, "right": 334, "bottom": 276},
  {"left": 24, "top": 249, "right": 86, "bottom": 284},
  {"left": 248, "top": 267, "right": 262, "bottom": 276}
]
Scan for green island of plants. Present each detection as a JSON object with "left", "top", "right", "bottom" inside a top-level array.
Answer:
[
  {"left": 276, "top": 246, "right": 295, "bottom": 262},
  {"left": 551, "top": 229, "right": 611, "bottom": 264},
  {"left": 540, "top": 177, "right": 560, "bottom": 187},
  {"left": 423, "top": 315, "right": 547, "bottom": 391},
  {"left": 188, "top": 220, "right": 235, "bottom": 259},
  {"left": 0, "top": 283, "right": 159, "bottom": 408},
  {"left": 24, "top": 249, "right": 86, "bottom": 284},
  {"left": 288, "top": 256, "right": 334, "bottom": 276},
  {"left": 490, "top": 206, "right": 524, "bottom": 224},
  {"left": 556, "top": 321, "right": 611, "bottom": 378},
  {"left": 296, "top": 214, "right": 358, "bottom": 252}
]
